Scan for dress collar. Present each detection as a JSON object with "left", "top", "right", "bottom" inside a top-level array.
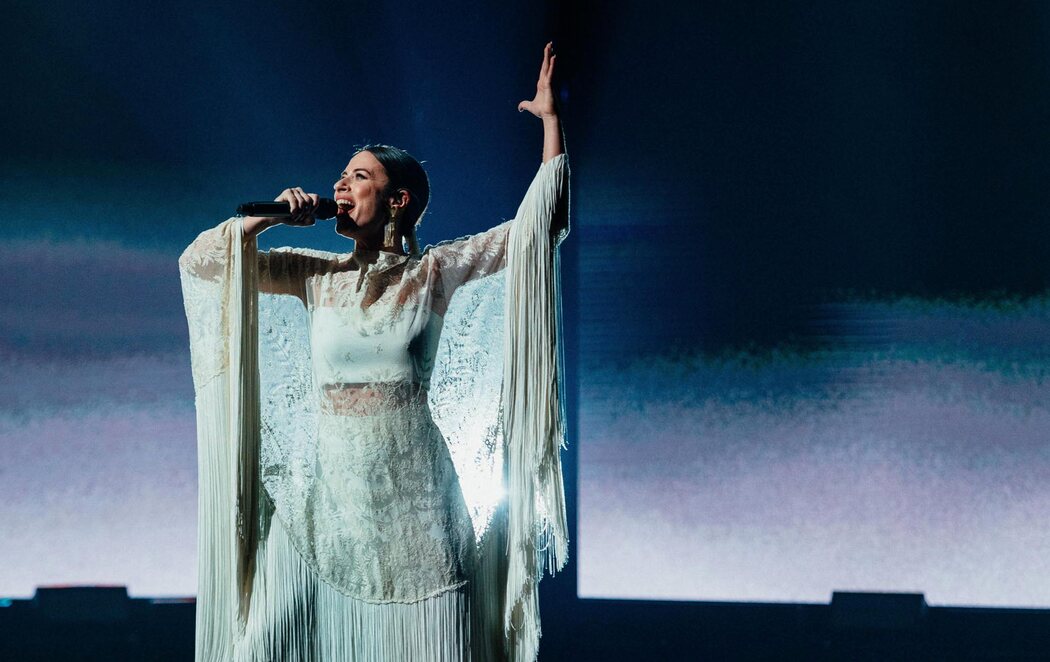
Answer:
[{"left": 342, "top": 248, "right": 415, "bottom": 286}]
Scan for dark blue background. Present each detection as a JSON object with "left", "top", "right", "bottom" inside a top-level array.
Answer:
[{"left": 5, "top": 0, "right": 1050, "bottom": 621}]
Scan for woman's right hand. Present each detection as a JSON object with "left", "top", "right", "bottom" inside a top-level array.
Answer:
[
  {"left": 242, "top": 187, "right": 320, "bottom": 239},
  {"left": 275, "top": 187, "right": 320, "bottom": 227}
]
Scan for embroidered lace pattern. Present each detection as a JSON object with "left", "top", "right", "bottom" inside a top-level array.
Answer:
[
  {"left": 250, "top": 224, "right": 513, "bottom": 603},
  {"left": 178, "top": 224, "right": 232, "bottom": 391}
]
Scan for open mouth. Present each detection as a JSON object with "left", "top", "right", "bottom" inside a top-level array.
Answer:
[{"left": 336, "top": 200, "right": 354, "bottom": 213}]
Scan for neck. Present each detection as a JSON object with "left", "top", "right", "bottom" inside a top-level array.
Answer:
[{"left": 353, "top": 235, "right": 405, "bottom": 255}]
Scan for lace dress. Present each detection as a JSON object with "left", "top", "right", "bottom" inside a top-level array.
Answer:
[{"left": 178, "top": 154, "right": 569, "bottom": 661}]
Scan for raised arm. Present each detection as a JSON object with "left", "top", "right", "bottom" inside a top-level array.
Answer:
[{"left": 429, "top": 42, "right": 569, "bottom": 306}]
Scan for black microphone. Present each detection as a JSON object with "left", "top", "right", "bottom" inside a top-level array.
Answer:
[{"left": 237, "top": 198, "right": 339, "bottom": 219}]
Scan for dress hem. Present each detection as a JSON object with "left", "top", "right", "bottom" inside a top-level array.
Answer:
[{"left": 264, "top": 492, "right": 473, "bottom": 606}]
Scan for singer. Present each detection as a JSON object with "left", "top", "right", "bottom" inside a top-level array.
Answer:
[{"left": 178, "top": 43, "right": 568, "bottom": 661}]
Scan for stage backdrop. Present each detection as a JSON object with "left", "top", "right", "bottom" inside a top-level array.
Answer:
[
  {"left": 3, "top": 0, "right": 1050, "bottom": 610},
  {"left": 573, "top": 1, "right": 1050, "bottom": 608}
]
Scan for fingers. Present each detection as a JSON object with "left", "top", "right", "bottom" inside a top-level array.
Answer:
[
  {"left": 544, "top": 42, "right": 556, "bottom": 81},
  {"left": 292, "top": 187, "right": 316, "bottom": 225},
  {"left": 275, "top": 187, "right": 318, "bottom": 226},
  {"left": 535, "top": 42, "right": 555, "bottom": 89},
  {"left": 304, "top": 193, "right": 320, "bottom": 226},
  {"left": 292, "top": 187, "right": 309, "bottom": 212},
  {"left": 519, "top": 42, "right": 558, "bottom": 119}
]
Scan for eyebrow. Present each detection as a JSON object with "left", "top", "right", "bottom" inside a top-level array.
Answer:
[{"left": 341, "top": 167, "right": 370, "bottom": 177}]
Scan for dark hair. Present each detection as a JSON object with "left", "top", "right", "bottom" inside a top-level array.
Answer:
[{"left": 353, "top": 143, "right": 431, "bottom": 233}]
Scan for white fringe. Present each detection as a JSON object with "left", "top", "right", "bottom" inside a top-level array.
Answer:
[
  {"left": 471, "top": 508, "right": 510, "bottom": 661},
  {"left": 194, "top": 376, "right": 238, "bottom": 661},
  {"left": 502, "top": 154, "right": 570, "bottom": 661},
  {"left": 231, "top": 215, "right": 263, "bottom": 623},
  {"left": 193, "top": 218, "right": 263, "bottom": 661},
  {"left": 233, "top": 509, "right": 483, "bottom": 661},
  {"left": 235, "top": 498, "right": 315, "bottom": 661}
]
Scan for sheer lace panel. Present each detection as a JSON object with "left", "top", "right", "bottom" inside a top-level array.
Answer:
[
  {"left": 257, "top": 252, "right": 490, "bottom": 602},
  {"left": 427, "top": 220, "right": 512, "bottom": 316},
  {"left": 318, "top": 381, "right": 427, "bottom": 416}
]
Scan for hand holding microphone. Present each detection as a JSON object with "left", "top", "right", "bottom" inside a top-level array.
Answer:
[{"left": 238, "top": 187, "right": 339, "bottom": 227}]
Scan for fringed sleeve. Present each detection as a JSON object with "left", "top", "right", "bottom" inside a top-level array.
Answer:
[
  {"left": 502, "top": 153, "right": 570, "bottom": 662},
  {"left": 178, "top": 218, "right": 262, "bottom": 661}
]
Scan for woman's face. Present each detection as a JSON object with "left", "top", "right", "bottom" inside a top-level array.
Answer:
[{"left": 332, "top": 150, "right": 391, "bottom": 241}]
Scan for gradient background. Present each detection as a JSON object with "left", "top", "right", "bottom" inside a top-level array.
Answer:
[{"left": 3, "top": 1, "right": 1050, "bottom": 609}]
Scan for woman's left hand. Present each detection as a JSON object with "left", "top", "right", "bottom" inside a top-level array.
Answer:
[{"left": 518, "top": 42, "right": 558, "bottom": 119}]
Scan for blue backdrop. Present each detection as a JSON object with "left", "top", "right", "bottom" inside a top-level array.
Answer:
[{"left": 3, "top": 0, "right": 1050, "bottom": 608}]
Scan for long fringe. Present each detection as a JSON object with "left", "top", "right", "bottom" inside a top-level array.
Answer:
[
  {"left": 501, "top": 154, "right": 570, "bottom": 661},
  {"left": 233, "top": 511, "right": 480, "bottom": 661},
  {"left": 471, "top": 509, "right": 510, "bottom": 661},
  {"left": 231, "top": 217, "right": 262, "bottom": 623},
  {"left": 235, "top": 497, "right": 315, "bottom": 661},
  {"left": 194, "top": 218, "right": 263, "bottom": 660},
  {"left": 194, "top": 377, "right": 237, "bottom": 661}
]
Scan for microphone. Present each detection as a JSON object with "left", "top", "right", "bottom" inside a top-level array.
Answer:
[{"left": 237, "top": 198, "right": 339, "bottom": 220}]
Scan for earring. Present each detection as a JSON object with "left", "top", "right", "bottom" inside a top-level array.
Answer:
[{"left": 384, "top": 207, "right": 400, "bottom": 249}]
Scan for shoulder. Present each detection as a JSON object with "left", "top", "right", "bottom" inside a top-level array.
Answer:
[
  {"left": 423, "top": 220, "right": 514, "bottom": 259},
  {"left": 262, "top": 245, "right": 343, "bottom": 277},
  {"left": 268, "top": 245, "right": 341, "bottom": 261}
]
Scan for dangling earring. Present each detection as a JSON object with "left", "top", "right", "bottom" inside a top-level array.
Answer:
[{"left": 385, "top": 207, "right": 400, "bottom": 250}]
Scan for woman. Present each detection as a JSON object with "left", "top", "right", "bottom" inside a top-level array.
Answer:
[{"left": 178, "top": 43, "right": 569, "bottom": 661}]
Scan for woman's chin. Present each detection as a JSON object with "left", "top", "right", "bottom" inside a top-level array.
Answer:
[
  {"left": 335, "top": 215, "right": 380, "bottom": 240},
  {"left": 335, "top": 217, "right": 357, "bottom": 237}
]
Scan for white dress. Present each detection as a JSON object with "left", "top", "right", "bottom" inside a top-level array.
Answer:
[{"left": 178, "top": 154, "right": 570, "bottom": 661}]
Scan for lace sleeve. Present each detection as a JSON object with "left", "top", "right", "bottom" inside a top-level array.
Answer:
[
  {"left": 258, "top": 249, "right": 313, "bottom": 301},
  {"left": 179, "top": 219, "right": 322, "bottom": 392},
  {"left": 178, "top": 218, "right": 239, "bottom": 390},
  {"left": 178, "top": 218, "right": 316, "bottom": 299},
  {"left": 178, "top": 217, "right": 239, "bottom": 283},
  {"left": 428, "top": 221, "right": 513, "bottom": 305}
]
